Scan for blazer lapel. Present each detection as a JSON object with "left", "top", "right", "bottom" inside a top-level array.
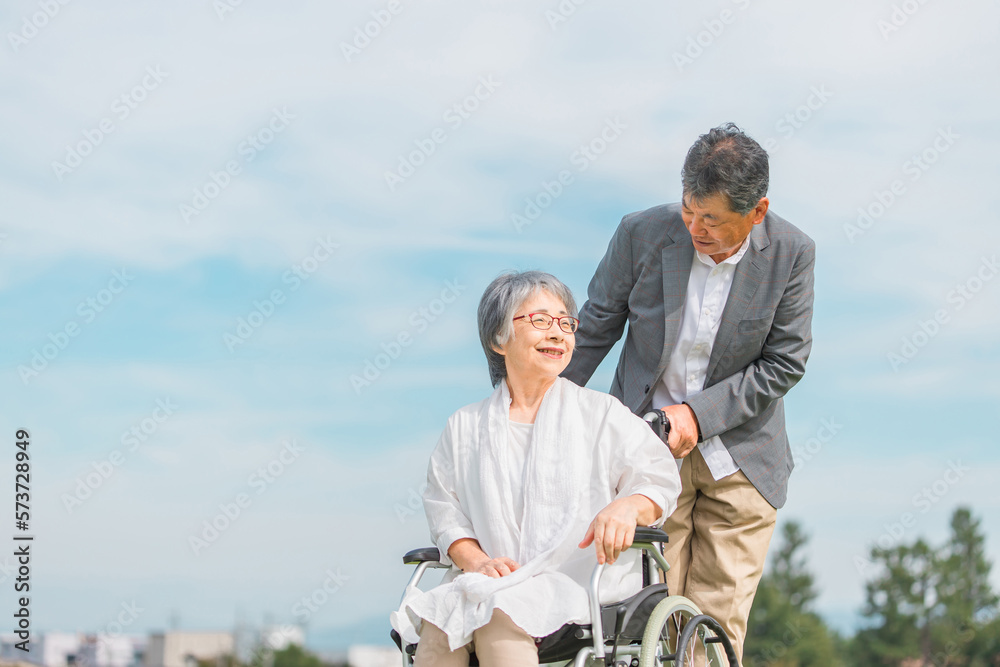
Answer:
[
  {"left": 706, "top": 223, "right": 771, "bottom": 381},
  {"left": 651, "top": 237, "right": 694, "bottom": 386}
]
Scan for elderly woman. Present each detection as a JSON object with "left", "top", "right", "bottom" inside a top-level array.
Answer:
[{"left": 392, "top": 271, "right": 681, "bottom": 667}]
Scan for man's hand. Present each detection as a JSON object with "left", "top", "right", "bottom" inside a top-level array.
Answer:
[
  {"left": 661, "top": 403, "right": 701, "bottom": 458},
  {"left": 579, "top": 495, "right": 660, "bottom": 564}
]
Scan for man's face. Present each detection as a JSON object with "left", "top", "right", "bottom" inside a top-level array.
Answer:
[{"left": 681, "top": 192, "right": 768, "bottom": 263}]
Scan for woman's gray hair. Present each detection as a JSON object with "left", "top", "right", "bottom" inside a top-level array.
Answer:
[
  {"left": 477, "top": 270, "right": 578, "bottom": 387},
  {"left": 681, "top": 122, "right": 769, "bottom": 215}
]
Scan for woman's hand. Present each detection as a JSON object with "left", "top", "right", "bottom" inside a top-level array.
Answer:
[
  {"left": 579, "top": 495, "right": 661, "bottom": 564},
  {"left": 447, "top": 538, "right": 521, "bottom": 578},
  {"left": 470, "top": 556, "right": 521, "bottom": 578}
]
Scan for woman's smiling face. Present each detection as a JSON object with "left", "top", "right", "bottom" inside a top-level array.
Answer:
[{"left": 495, "top": 289, "right": 575, "bottom": 381}]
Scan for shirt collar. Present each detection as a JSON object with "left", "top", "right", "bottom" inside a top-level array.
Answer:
[{"left": 695, "top": 233, "right": 752, "bottom": 268}]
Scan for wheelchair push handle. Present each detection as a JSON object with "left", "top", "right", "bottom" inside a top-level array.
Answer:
[{"left": 642, "top": 409, "right": 671, "bottom": 444}]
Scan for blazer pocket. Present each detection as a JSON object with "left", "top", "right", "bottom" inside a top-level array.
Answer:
[
  {"left": 732, "top": 316, "right": 772, "bottom": 356},
  {"left": 737, "top": 316, "right": 772, "bottom": 335}
]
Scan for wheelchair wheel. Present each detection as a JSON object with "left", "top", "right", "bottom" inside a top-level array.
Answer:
[{"left": 637, "top": 596, "right": 728, "bottom": 666}]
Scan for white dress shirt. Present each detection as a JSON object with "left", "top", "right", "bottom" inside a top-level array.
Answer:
[{"left": 652, "top": 234, "right": 752, "bottom": 480}]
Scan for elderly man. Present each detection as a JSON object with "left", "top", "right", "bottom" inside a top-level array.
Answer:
[{"left": 562, "top": 123, "right": 815, "bottom": 661}]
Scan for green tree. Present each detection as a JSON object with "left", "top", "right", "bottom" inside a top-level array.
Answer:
[
  {"left": 851, "top": 538, "right": 938, "bottom": 665},
  {"left": 937, "top": 508, "right": 999, "bottom": 623},
  {"left": 964, "top": 615, "right": 1000, "bottom": 666},
  {"left": 932, "top": 507, "right": 999, "bottom": 665},
  {"left": 744, "top": 521, "right": 841, "bottom": 666},
  {"left": 770, "top": 522, "right": 818, "bottom": 611},
  {"left": 850, "top": 507, "right": 999, "bottom": 666},
  {"left": 196, "top": 654, "right": 240, "bottom": 667},
  {"left": 271, "top": 644, "right": 325, "bottom": 667},
  {"left": 204, "top": 643, "right": 333, "bottom": 667}
]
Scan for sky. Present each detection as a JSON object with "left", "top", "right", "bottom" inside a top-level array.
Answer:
[{"left": 1, "top": 0, "right": 998, "bottom": 654}]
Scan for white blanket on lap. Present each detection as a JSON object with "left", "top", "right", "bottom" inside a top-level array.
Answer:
[{"left": 390, "top": 377, "right": 681, "bottom": 651}]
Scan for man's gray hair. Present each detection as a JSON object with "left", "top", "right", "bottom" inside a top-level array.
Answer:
[
  {"left": 681, "top": 122, "right": 769, "bottom": 215},
  {"left": 477, "top": 270, "right": 578, "bottom": 387}
]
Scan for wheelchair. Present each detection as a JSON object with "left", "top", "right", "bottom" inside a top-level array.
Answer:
[
  {"left": 391, "top": 526, "right": 739, "bottom": 666},
  {"left": 390, "top": 412, "right": 740, "bottom": 666}
]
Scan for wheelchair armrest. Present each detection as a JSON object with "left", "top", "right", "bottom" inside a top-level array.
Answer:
[
  {"left": 400, "top": 547, "right": 449, "bottom": 600},
  {"left": 630, "top": 527, "right": 670, "bottom": 577},
  {"left": 633, "top": 527, "right": 668, "bottom": 544},
  {"left": 403, "top": 547, "right": 445, "bottom": 565}
]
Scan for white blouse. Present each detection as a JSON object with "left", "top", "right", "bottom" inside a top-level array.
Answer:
[
  {"left": 507, "top": 420, "right": 532, "bottom": 524},
  {"left": 391, "top": 377, "right": 682, "bottom": 650}
]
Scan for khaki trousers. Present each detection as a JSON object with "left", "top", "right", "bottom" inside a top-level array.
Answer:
[
  {"left": 413, "top": 609, "right": 539, "bottom": 667},
  {"left": 662, "top": 447, "right": 777, "bottom": 664}
]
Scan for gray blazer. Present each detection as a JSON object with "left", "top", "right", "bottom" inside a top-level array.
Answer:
[{"left": 562, "top": 203, "right": 815, "bottom": 508}]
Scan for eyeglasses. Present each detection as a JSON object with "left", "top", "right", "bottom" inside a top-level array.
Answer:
[{"left": 513, "top": 312, "right": 580, "bottom": 334}]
